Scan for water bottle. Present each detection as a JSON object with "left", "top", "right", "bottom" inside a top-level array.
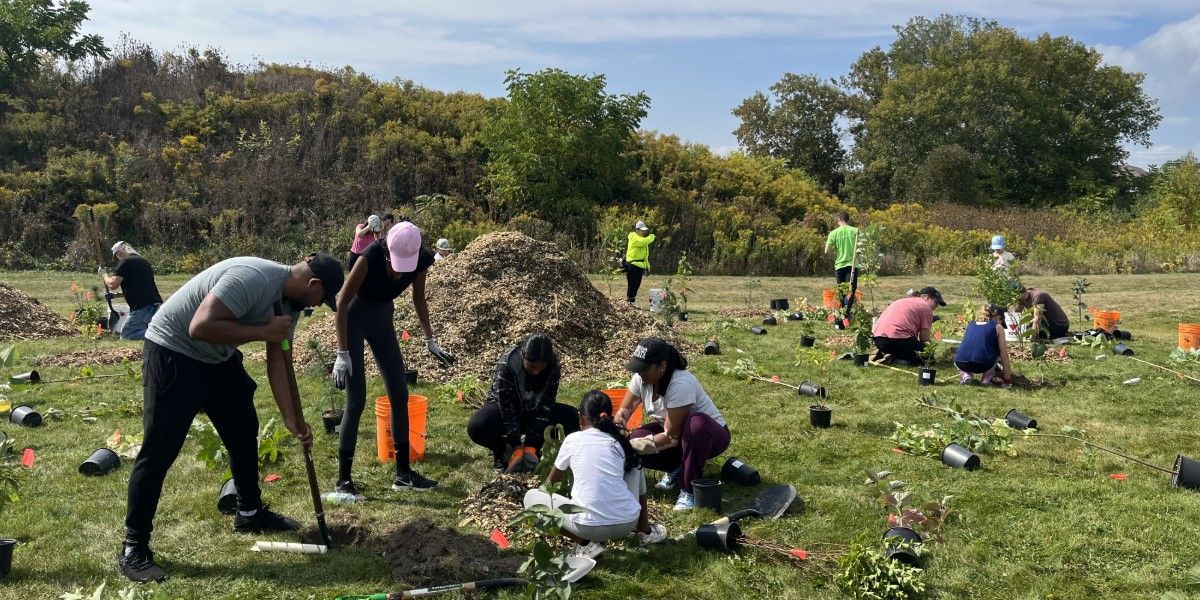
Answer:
[{"left": 323, "top": 492, "right": 358, "bottom": 504}]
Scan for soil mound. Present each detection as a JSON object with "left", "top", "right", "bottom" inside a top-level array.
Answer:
[
  {"left": 375, "top": 517, "right": 521, "bottom": 586},
  {"left": 0, "top": 283, "right": 76, "bottom": 340},
  {"left": 292, "top": 231, "right": 686, "bottom": 382}
]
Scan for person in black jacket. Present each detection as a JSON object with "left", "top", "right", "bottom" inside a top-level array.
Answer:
[{"left": 467, "top": 333, "right": 580, "bottom": 472}]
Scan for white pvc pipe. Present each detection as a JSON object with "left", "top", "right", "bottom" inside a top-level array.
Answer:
[{"left": 251, "top": 541, "right": 328, "bottom": 554}]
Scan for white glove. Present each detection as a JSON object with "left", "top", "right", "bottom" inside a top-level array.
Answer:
[
  {"left": 97, "top": 266, "right": 108, "bottom": 276},
  {"left": 367, "top": 215, "right": 381, "bottom": 232},
  {"left": 426, "top": 338, "right": 456, "bottom": 366},
  {"left": 332, "top": 350, "right": 351, "bottom": 389},
  {"left": 630, "top": 437, "right": 659, "bottom": 455}
]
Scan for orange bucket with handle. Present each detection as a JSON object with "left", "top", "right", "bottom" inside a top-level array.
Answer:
[
  {"left": 375, "top": 394, "right": 427, "bottom": 463},
  {"left": 1180, "top": 324, "right": 1200, "bottom": 351},
  {"left": 822, "top": 289, "right": 838, "bottom": 309},
  {"left": 1093, "top": 310, "right": 1120, "bottom": 333},
  {"left": 602, "top": 388, "right": 643, "bottom": 429}
]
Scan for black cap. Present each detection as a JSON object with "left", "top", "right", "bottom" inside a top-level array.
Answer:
[
  {"left": 917, "top": 286, "right": 947, "bottom": 306},
  {"left": 626, "top": 337, "right": 672, "bottom": 373},
  {"left": 306, "top": 254, "right": 344, "bottom": 312}
]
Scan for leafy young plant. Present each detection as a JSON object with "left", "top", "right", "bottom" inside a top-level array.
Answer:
[
  {"left": 892, "top": 394, "right": 1019, "bottom": 458},
  {"left": 192, "top": 418, "right": 290, "bottom": 478},
  {"left": 507, "top": 480, "right": 585, "bottom": 600},
  {"left": 0, "top": 435, "right": 23, "bottom": 515},
  {"left": 1071, "top": 277, "right": 1091, "bottom": 325},
  {"left": 718, "top": 357, "right": 762, "bottom": 380},
  {"left": 974, "top": 255, "right": 1022, "bottom": 308},
  {"left": 834, "top": 533, "right": 928, "bottom": 599},
  {"left": 864, "top": 469, "right": 953, "bottom": 542},
  {"left": 848, "top": 304, "right": 873, "bottom": 355}
]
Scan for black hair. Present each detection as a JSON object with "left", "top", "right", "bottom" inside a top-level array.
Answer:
[
  {"left": 521, "top": 333, "right": 556, "bottom": 365},
  {"left": 382, "top": 213, "right": 395, "bottom": 221},
  {"left": 579, "top": 390, "right": 639, "bottom": 473},
  {"left": 836, "top": 211, "right": 851, "bottom": 224},
  {"left": 655, "top": 342, "right": 689, "bottom": 395}
]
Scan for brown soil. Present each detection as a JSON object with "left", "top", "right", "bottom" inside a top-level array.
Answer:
[
  {"left": 34, "top": 347, "right": 142, "bottom": 368},
  {"left": 0, "top": 283, "right": 76, "bottom": 340},
  {"left": 457, "top": 473, "right": 540, "bottom": 537},
  {"left": 374, "top": 517, "right": 521, "bottom": 586},
  {"left": 302, "top": 514, "right": 369, "bottom": 547},
  {"left": 291, "top": 232, "right": 687, "bottom": 382}
]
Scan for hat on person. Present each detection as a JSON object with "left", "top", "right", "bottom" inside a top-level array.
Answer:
[
  {"left": 386, "top": 221, "right": 423, "bottom": 273},
  {"left": 990, "top": 235, "right": 1006, "bottom": 250},
  {"left": 111, "top": 241, "right": 136, "bottom": 257},
  {"left": 917, "top": 286, "right": 947, "bottom": 306},
  {"left": 635, "top": 220, "right": 649, "bottom": 232},
  {"left": 367, "top": 214, "right": 382, "bottom": 232},
  {"left": 436, "top": 238, "right": 452, "bottom": 251},
  {"left": 625, "top": 337, "right": 672, "bottom": 373},
  {"left": 305, "top": 254, "right": 345, "bottom": 312}
]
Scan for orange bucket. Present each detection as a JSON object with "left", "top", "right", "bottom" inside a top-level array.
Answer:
[
  {"left": 824, "top": 288, "right": 861, "bottom": 308},
  {"left": 1093, "top": 310, "right": 1120, "bottom": 333},
  {"left": 1180, "top": 324, "right": 1200, "bottom": 351},
  {"left": 375, "top": 394, "right": 427, "bottom": 463},
  {"left": 602, "top": 388, "right": 643, "bottom": 429}
]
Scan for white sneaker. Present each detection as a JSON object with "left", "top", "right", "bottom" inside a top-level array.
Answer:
[
  {"left": 673, "top": 491, "right": 695, "bottom": 511},
  {"left": 635, "top": 523, "right": 668, "bottom": 545},
  {"left": 656, "top": 468, "right": 681, "bottom": 490},
  {"left": 570, "top": 541, "right": 605, "bottom": 559}
]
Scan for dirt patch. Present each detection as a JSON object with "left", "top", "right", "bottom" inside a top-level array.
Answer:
[
  {"left": 375, "top": 517, "right": 521, "bottom": 586},
  {"left": 457, "top": 474, "right": 540, "bottom": 537},
  {"left": 302, "top": 514, "right": 368, "bottom": 547},
  {"left": 33, "top": 347, "right": 142, "bottom": 368},
  {"left": 0, "top": 283, "right": 76, "bottom": 340},
  {"left": 292, "top": 231, "right": 687, "bottom": 382}
]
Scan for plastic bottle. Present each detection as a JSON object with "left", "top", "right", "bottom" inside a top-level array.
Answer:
[{"left": 322, "top": 492, "right": 359, "bottom": 504}]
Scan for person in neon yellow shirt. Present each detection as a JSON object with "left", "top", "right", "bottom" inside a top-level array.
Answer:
[
  {"left": 624, "top": 220, "right": 656, "bottom": 304},
  {"left": 824, "top": 212, "right": 859, "bottom": 311}
]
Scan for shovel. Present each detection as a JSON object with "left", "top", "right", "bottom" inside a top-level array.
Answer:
[
  {"left": 335, "top": 578, "right": 528, "bottom": 599},
  {"left": 672, "top": 484, "right": 798, "bottom": 542}
]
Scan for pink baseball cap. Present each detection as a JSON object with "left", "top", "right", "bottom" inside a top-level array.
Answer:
[{"left": 386, "top": 221, "right": 423, "bottom": 272}]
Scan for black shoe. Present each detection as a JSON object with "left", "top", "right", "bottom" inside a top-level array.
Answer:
[
  {"left": 232, "top": 504, "right": 300, "bottom": 534},
  {"left": 335, "top": 479, "right": 365, "bottom": 498},
  {"left": 392, "top": 469, "right": 438, "bottom": 491},
  {"left": 119, "top": 544, "right": 167, "bottom": 583},
  {"left": 492, "top": 455, "right": 507, "bottom": 473}
]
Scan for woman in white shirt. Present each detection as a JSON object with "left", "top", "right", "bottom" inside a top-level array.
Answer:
[
  {"left": 523, "top": 390, "right": 667, "bottom": 558},
  {"left": 614, "top": 337, "right": 730, "bottom": 512}
]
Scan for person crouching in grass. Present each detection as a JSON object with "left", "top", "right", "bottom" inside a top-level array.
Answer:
[{"left": 954, "top": 304, "right": 1014, "bottom": 388}]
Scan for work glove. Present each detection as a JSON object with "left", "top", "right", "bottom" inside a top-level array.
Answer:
[
  {"left": 425, "top": 338, "right": 457, "bottom": 366},
  {"left": 367, "top": 214, "right": 381, "bottom": 232},
  {"left": 97, "top": 266, "right": 108, "bottom": 277},
  {"left": 630, "top": 437, "right": 659, "bottom": 455},
  {"left": 332, "top": 350, "right": 351, "bottom": 390}
]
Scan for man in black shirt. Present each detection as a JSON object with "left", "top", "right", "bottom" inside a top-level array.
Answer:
[{"left": 100, "top": 241, "right": 164, "bottom": 340}]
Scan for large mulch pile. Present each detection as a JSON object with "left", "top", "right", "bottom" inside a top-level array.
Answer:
[
  {"left": 33, "top": 347, "right": 142, "bottom": 368},
  {"left": 291, "top": 231, "right": 687, "bottom": 382},
  {"left": 0, "top": 283, "right": 76, "bottom": 340},
  {"left": 375, "top": 517, "right": 521, "bottom": 586}
]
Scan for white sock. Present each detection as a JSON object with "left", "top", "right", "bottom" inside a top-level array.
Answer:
[{"left": 237, "top": 508, "right": 258, "bottom": 517}]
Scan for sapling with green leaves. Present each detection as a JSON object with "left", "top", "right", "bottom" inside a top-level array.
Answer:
[
  {"left": 191, "top": 418, "right": 290, "bottom": 478},
  {"left": 835, "top": 533, "right": 928, "bottom": 600},
  {"left": 1071, "top": 277, "right": 1091, "bottom": 325},
  {"left": 507, "top": 480, "right": 585, "bottom": 600},
  {"left": 854, "top": 223, "right": 884, "bottom": 313},
  {"left": 864, "top": 469, "right": 953, "bottom": 542},
  {"left": 892, "top": 394, "right": 1019, "bottom": 458},
  {"left": 974, "top": 255, "right": 1022, "bottom": 308}
]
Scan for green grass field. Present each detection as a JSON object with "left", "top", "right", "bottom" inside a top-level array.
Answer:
[{"left": 2, "top": 270, "right": 1200, "bottom": 599}]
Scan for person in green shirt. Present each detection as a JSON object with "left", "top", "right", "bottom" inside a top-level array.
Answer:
[
  {"left": 824, "top": 212, "right": 859, "bottom": 311},
  {"left": 624, "top": 220, "right": 656, "bottom": 304}
]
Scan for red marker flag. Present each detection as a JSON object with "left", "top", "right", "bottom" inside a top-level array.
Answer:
[
  {"left": 21, "top": 448, "right": 34, "bottom": 468},
  {"left": 489, "top": 528, "right": 510, "bottom": 549}
]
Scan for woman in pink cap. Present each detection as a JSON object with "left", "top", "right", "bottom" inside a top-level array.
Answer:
[{"left": 330, "top": 220, "right": 455, "bottom": 494}]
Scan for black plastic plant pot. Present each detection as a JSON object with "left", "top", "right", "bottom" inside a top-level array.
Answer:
[
  {"left": 405, "top": 369, "right": 418, "bottom": 385},
  {"left": 853, "top": 354, "right": 869, "bottom": 367},
  {"left": 1171, "top": 454, "right": 1200, "bottom": 491},
  {"left": 882, "top": 527, "right": 923, "bottom": 565},
  {"left": 0, "top": 538, "right": 14, "bottom": 581},
  {"left": 771, "top": 299, "right": 790, "bottom": 311},
  {"left": 809, "top": 405, "right": 832, "bottom": 428},
  {"left": 834, "top": 320, "right": 847, "bottom": 330},
  {"left": 322, "top": 409, "right": 344, "bottom": 435},
  {"left": 787, "top": 312, "right": 804, "bottom": 321},
  {"left": 678, "top": 312, "right": 688, "bottom": 322},
  {"left": 800, "top": 336, "right": 816, "bottom": 347},
  {"left": 941, "top": 443, "right": 981, "bottom": 470},
  {"left": 303, "top": 307, "right": 314, "bottom": 317},
  {"left": 750, "top": 326, "right": 768, "bottom": 335},
  {"left": 217, "top": 478, "right": 238, "bottom": 515},
  {"left": 918, "top": 368, "right": 937, "bottom": 386},
  {"left": 692, "top": 478, "right": 723, "bottom": 512},
  {"left": 9, "top": 371, "right": 39, "bottom": 385},
  {"left": 696, "top": 521, "right": 741, "bottom": 552},
  {"left": 1113, "top": 329, "right": 1132, "bottom": 341},
  {"left": 1112, "top": 343, "right": 1134, "bottom": 356},
  {"left": 703, "top": 341, "right": 721, "bottom": 355},
  {"left": 798, "top": 380, "right": 827, "bottom": 399},
  {"left": 721, "top": 456, "right": 761, "bottom": 486},
  {"left": 79, "top": 448, "right": 120, "bottom": 476},
  {"left": 1004, "top": 409, "right": 1037, "bottom": 430},
  {"left": 9, "top": 406, "right": 41, "bottom": 428},
  {"left": 763, "top": 316, "right": 777, "bottom": 326}
]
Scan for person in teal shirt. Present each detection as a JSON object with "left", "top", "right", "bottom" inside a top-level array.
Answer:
[
  {"left": 624, "top": 220, "right": 656, "bottom": 304},
  {"left": 824, "top": 212, "right": 859, "bottom": 311}
]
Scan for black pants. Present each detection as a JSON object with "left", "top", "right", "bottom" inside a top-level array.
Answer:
[
  {"left": 835, "top": 266, "right": 859, "bottom": 311},
  {"left": 347, "top": 252, "right": 361, "bottom": 272},
  {"left": 625, "top": 262, "right": 645, "bottom": 303},
  {"left": 874, "top": 336, "right": 926, "bottom": 364},
  {"left": 466, "top": 402, "right": 580, "bottom": 459},
  {"left": 340, "top": 296, "right": 411, "bottom": 477},
  {"left": 125, "top": 340, "right": 261, "bottom": 545},
  {"left": 1038, "top": 321, "right": 1070, "bottom": 340}
]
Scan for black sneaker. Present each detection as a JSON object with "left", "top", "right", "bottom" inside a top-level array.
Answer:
[
  {"left": 392, "top": 469, "right": 438, "bottom": 491},
  {"left": 119, "top": 544, "right": 167, "bottom": 583},
  {"left": 492, "top": 455, "right": 507, "bottom": 473},
  {"left": 335, "top": 479, "right": 365, "bottom": 498},
  {"left": 232, "top": 504, "right": 301, "bottom": 534}
]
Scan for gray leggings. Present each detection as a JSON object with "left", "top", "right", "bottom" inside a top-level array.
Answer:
[{"left": 339, "top": 296, "right": 410, "bottom": 473}]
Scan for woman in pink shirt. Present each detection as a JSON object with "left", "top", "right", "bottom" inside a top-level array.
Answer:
[
  {"left": 346, "top": 213, "right": 393, "bottom": 270},
  {"left": 871, "top": 287, "right": 946, "bottom": 364}
]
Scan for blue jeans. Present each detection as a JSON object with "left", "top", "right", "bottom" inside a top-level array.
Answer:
[{"left": 120, "top": 305, "right": 159, "bottom": 340}]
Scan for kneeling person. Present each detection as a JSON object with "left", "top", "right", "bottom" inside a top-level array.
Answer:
[{"left": 872, "top": 287, "right": 946, "bottom": 364}]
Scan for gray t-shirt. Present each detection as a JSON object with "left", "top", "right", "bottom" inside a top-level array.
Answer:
[{"left": 145, "top": 257, "right": 298, "bottom": 364}]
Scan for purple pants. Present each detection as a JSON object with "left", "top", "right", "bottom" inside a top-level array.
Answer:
[{"left": 631, "top": 412, "right": 730, "bottom": 493}]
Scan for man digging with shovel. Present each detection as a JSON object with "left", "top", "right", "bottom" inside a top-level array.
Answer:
[{"left": 118, "top": 254, "right": 343, "bottom": 583}]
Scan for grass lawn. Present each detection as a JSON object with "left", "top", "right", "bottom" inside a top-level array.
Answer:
[{"left": 1, "top": 270, "right": 1200, "bottom": 599}]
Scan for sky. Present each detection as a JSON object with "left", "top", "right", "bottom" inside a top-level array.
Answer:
[{"left": 81, "top": 1, "right": 1200, "bottom": 168}]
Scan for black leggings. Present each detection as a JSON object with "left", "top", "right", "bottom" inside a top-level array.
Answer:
[
  {"left": 874, "top": 336, "right": 926, "bottom": 364},
  {"left": 625, "top": 263, "right": 645, "bottom": 303},
  {"left": 835, "top": 265, "right": 859, "bottom": 311},
  {"left": 466, "top": 402, "right": 580, "bottom": 459},
  {"left": 126, "top": 341, "right": 260, "bottom": 545},
  {"left": 339, "top": 296, "right": 411, "bottom": 477}
]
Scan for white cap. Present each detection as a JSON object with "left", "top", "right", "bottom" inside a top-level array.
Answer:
[
  {"left": 436, "top": 238, "right": 452, "bottom": 251},
  {"left": 635, "top": 220, "right": 649, "bottom": 231},
  {"left": 111, "top": 241, "right": 136, "bottom": 257},
  {"left": 367, "top": 215, "right": 381, "bottom": 232}
]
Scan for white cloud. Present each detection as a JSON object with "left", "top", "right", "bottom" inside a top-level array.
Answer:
[{"left": 1095, "top": 13, "right": 1200, "bottom": 113}]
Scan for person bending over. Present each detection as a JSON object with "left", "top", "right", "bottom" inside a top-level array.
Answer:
[
  {"left": 1014, "top": 286, "right": 1071, "bottom": 340},
  {"left": 100, "top": 241, "right": 163, "bottom": 340},
  {"left": 954, "top": 304, "right": 1014, "bottom": 388},
  {"left": 872, "top": 287, "right": 946, "bottom": 364}
]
